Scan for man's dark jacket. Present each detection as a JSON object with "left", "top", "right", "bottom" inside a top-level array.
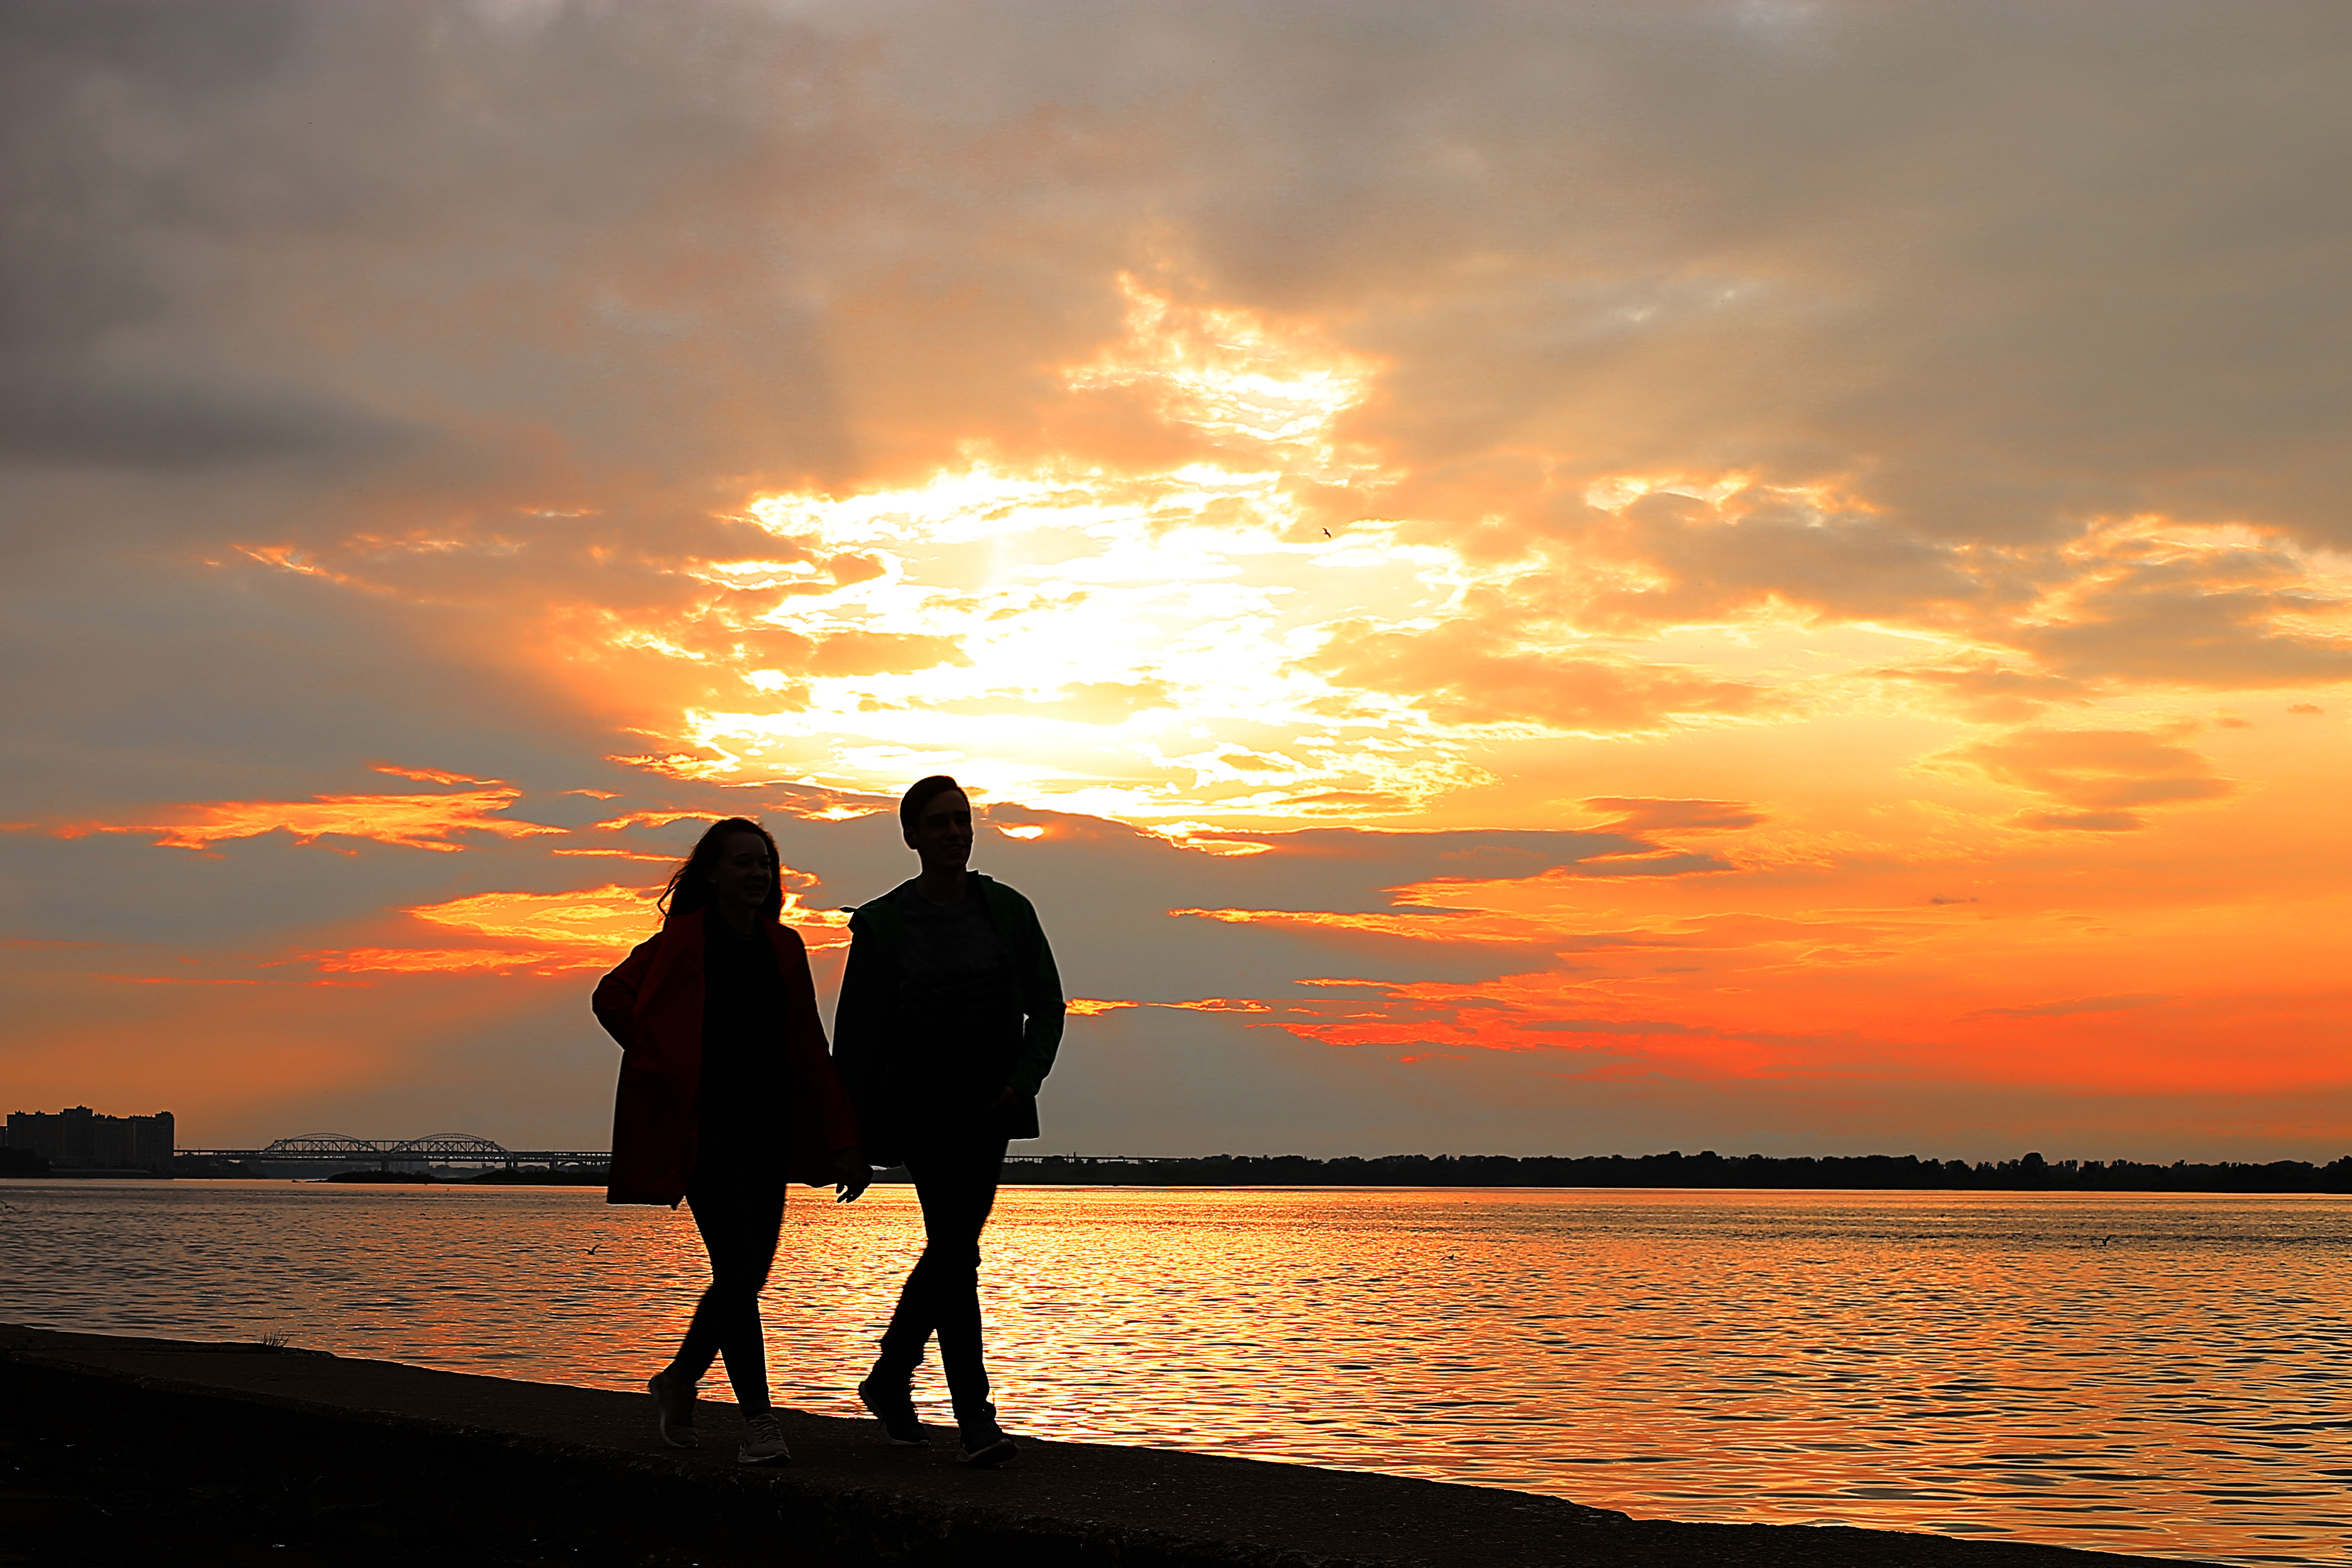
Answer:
[{"left": 831, "top": 872, "right": 1065, "bottom": 1166}]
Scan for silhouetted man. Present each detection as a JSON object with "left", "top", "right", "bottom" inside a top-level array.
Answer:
[{"left": 832, "top": 775, "right": 1064, "bottom": 1467}]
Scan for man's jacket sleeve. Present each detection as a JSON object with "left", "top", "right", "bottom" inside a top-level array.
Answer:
[
  {"left": 1003, "top": 891, "right": 1065, "bottom": 1096},
  {"left": 830, "top": 905, "right": 887, "bottom": 1107}
]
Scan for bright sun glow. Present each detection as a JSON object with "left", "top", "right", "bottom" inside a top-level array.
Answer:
[{"left": 700, "top": 282, "right": 1498, "bottom": 821}]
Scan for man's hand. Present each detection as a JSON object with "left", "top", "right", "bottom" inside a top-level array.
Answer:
[{"left": 833, "top": 1148, "right": 872, "bottom": 1203}]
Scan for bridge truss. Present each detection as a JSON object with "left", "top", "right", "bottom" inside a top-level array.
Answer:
[{"left": 178, "top": 1134, "right": 607, "bottom": 1171}]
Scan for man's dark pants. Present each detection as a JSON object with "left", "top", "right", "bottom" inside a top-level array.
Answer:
[{"left": 873, "top": 1133, "right": 1009, "bottom": 1433}]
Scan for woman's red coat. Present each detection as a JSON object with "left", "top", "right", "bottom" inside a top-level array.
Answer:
[{"left": 593, "top": 907, "right": 862, "bottom": 1206}]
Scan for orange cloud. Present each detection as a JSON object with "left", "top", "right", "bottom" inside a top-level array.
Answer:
[
  {"left": 1581, "top": 798, "right": 1765, "bottom": 834},
  {"left": 1942, "top": 728, "right": 2235, "bottom": 832},
  {"left": 367, "top": 763, "right": 501, "bottom": 786},
  {"left": 303, "top": 874, "right": 851, "bottom": 979},
  {"left": 284, "top": 886, "right": 662, "bottom": 980},
  {"left": 1873, "top": 662, "right": 2097, "bottom": 723},
  {"left": 407, "top": 885, "right": 660, "bottom": 947},
  {"left": 1173, "top": 906, "right": 1544, "bottom": 947},
  {"left": 1158, "top": 997, "right": 1274, "bottom": 1014},
  {"left": 20, "top": 777, "right": 561, "bottom": 853},
  {"left": 549, "top": 847, "right": 676, "bottom": 862},
  {"left": 309, "top": 948, "right": 576, "bottom": 975},
  {"left": 1300, "top": 616, "right": 1775, "bottom": 733}
]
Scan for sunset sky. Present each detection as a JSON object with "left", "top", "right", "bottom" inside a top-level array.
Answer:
[{"left": 4, "top": 1, "right": 2347, "bottom": 1160}]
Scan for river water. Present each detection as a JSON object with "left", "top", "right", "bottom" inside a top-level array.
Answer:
[{"left": 2, "top": 1181, "right": 2344, "bottom": 1565}]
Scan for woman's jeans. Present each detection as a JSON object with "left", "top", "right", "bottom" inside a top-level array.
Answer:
[{"left": 670, "top": 1168, "right": 787, "bottom": 1410}]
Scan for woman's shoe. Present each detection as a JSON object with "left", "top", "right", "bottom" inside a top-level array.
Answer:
[{"left": 648, "top": 1371, "right": 697, "bottom": 1448}]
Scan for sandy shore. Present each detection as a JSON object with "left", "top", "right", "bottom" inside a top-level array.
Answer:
[{"left": 1, "top": 1323, "right": 2204, "bottom": 1568}]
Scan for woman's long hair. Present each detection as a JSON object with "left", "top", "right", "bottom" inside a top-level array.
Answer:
[{"left": 658, "top": 817, "right": 784, "bottom": 924}]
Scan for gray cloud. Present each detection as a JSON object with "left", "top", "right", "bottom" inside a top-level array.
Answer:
[
  {"left": 7, "top": 2, "right": 2346, "bottom": 517},
  {"left": 8, "top": 0, "right": 2350, "bottom": 697},
  {"left": 2009, "top": 549, "right": 2352, "bottom": 688},
  {"left": 0, "top": 369, "right": 416, "bottom": 472}
]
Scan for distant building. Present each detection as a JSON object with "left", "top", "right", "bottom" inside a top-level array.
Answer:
[{"left": 3, "top": 1106, "right": 176, "bottom": 1170}]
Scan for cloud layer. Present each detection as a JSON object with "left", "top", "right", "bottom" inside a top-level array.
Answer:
[{"left": 4, "top": 1, "right": 2350, "bottom": 1158}]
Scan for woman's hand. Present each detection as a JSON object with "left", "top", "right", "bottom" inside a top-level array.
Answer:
[{"left": 833, "top": 1148, "right": 873, "bottom": 1203}]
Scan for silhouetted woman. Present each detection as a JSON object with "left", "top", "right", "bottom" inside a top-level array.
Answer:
[{"left": 594, "top": 816, "right": 870, "bottom": 1464}]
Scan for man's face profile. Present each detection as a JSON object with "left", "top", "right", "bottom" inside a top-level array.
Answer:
[{"left": 907, "top": 787, "right": 974, "bottom": 871}]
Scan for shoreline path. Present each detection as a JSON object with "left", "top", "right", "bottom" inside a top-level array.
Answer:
[{"left": 0, "top": 1323, "right": 2210, "bottom": 1568}]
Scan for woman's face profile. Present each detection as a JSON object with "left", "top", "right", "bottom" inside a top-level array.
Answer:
[{"left": 703, "top": 831, "right": 775, "bottom": 914}]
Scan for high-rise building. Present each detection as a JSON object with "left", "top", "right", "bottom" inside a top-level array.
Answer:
[{"left": 3, "top": 1106, "right": 176, "bottom": 1170}]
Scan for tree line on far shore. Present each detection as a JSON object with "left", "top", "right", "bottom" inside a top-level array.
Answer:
[
  {"left": 7, "top": 1147, "right": 2346, "bottom": 1192},
  {"left": 989, "top": 1149, "right": 2352, "bottom": 1192}
]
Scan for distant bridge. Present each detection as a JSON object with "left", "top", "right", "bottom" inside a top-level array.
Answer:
[
  {"left": 173, "top": 1138, "right": 1185, "bottom": 1173},
  {"left": 177, "top": 1134, "right": 607, "bottom": 1171},
  {"left": 1002, "top": 1153, "right": 1187, "bottom": 1164}
]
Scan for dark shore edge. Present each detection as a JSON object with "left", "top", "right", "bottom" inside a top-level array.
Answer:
[{"left": 2, "top": 1324, "right": 2206, "bottom": 1568}]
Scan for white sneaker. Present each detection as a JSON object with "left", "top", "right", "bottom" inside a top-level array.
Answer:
[
  {"left": 738, "top": 1411, "right": 791, "bottom": 1465},
  {"left": 648, "top": 1371, "right": 697, "bottom": 1449}
]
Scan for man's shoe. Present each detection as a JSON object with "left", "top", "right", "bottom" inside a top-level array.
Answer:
[
  {"left": 956, "top": 1428, "right": 1018, "bottom": 1468},
  {"left": 647, "top": 1371, "right": 697, "bottom": 1449},
  {"left": 737, "top": 1411, "right": 791, "bottom": 1465},
  {"left": 858, "top": 1378, "right": 928, "bottom": 1446}
]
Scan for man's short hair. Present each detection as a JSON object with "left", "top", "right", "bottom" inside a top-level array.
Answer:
[{"left": 899, "top": 774, "right": 963, "bottom": 837}]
